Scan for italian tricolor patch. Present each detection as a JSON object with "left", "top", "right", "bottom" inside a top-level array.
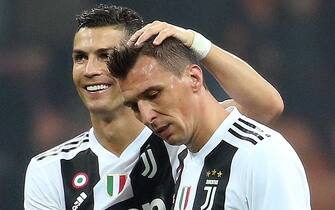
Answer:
[
  {"left": 107, "top": 174, "right": 127, "bottom": 197},
  {"left": 178, "top": 186, "right": 191, "bottom": 210}
]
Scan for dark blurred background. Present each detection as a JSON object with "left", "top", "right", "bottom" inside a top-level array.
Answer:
[{"left": 1, "top": 0, "right": 334, "bottom": 209}]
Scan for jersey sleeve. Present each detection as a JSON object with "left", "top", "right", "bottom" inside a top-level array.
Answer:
[
  {"left": 245, "top": 134, "right": 311, "bottom": 210},
  {"left": 24, "top": 158, "right": 64, "bottom": 210}
]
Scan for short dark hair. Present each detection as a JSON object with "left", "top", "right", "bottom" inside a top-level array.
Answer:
[
  {"left": 107, "top": 37, "right": 198, "bottom": 80},
  {"left": 76, "top": 4, "right": 144, "bottom": 38}
]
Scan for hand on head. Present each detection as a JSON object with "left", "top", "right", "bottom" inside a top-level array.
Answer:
[{"left": 127, "top": 21, "right": 195, "bottom": 48}]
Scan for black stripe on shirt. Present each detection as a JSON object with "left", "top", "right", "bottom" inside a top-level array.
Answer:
[
  {"left": 172, "top": 148, "right": 188, "bottom": 209},
  {"left": 238, "top": 118, "right": 257, "bottom": 129},
  {"left": 228, "top": 128, "right": 258, "bottom": 145},
  {"left": 233, "top": 122, "right": 264, "bottom": 140},
  {"left": 108, "top": 133, "right": 175, "bottom": 209},
  {"left": 193, "top": 140, "right": 238, "bottom": 209},
  {"left": 61, "top": 148, "right": 100, "bottom": 210}
]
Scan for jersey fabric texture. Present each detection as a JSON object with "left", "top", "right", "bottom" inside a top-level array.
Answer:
[
  {"left": 24, "top": 126, "right": 184, "bottom": 210},
  {"left": 173, "top": 107, "right": 311, "bottom": 210}
]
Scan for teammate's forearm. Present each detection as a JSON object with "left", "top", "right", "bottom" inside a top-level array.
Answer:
[{"left": 201, "top": 44, "right": 284, "bottom": 124}]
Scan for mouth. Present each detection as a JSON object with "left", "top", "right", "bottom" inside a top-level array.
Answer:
[
  {"left": 85, "top": 84, "right": 111, "bottom": 92},
  {"left": 155, "top": 124, "right": 171, "bottom": 139}
]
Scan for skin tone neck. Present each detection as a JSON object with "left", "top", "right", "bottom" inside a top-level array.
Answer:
[
  {"left": 185, "top": 88, "right": 229, "bottom": 153},
  {"left": 90, "top": 105, "right": 145, "bottom": 156}
]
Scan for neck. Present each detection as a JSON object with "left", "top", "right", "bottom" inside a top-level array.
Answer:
[
  {"left": 90, "top": 106, "right": 145, "bottom": 156},
  {"left": 187, "top": 91, "right": 229, "bottom": 153}
]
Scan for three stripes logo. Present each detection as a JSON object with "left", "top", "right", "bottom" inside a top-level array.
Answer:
[
  {"left": 228, "top": 118, "right": 270, "bottom": 145},
  {"left": 72, "top": 192, "right": 87, "bottom": 210},
  {"left": 107, "top": 174, "right": 127, "bottom": 197},
  {"left": 140, "top": 148, "right": 157, "bottom": 178}
]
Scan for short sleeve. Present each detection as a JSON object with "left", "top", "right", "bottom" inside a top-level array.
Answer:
[
  {"left": 24, "top": 158, "right": 64, "bottom": 210},
  {"left": 245, "top": 136, "right": 311, "bottom": 210}
]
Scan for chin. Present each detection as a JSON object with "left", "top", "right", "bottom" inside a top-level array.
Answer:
[{"left": 163, "top": 136, "right": 184, "bottom": 146}]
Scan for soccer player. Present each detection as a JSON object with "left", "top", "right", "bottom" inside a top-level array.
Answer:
[
  {"left": 24, "top": 4, "right": 283, "bottom": 210},
  {"left": 108, "top": 22, "right": 311, "bottom": 209}
]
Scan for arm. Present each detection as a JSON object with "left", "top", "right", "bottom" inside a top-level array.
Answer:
[
  {"left": 128, "top": 21, "right": 284, "bottom": 124},
  {"left": 201, "top": 43, "right": 284, "bottom": 123}
]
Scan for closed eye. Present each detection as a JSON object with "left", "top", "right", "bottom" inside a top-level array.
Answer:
[
  {"left": 124, "top": 101, "right": 139, "bottom": 112},
  {"left": 145, "top": 89, "right": 160, "bottom": 100}
]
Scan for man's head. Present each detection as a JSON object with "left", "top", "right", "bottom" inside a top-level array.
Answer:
[
  {"left": 108, "top": 37, "right": 206, "bottom": 146},
  {"left": 76, "top": 4, "right": 143, "bottom": 38},
  {"left": 72, "top": 4, "right": 144, "bottom": 115}
]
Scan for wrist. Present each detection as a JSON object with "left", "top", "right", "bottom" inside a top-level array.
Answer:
[{"left": 190, "top": 30, "right": 212, "bottom": 60}]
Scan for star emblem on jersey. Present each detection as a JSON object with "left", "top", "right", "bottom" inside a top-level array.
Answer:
[
  {"left": 206, "top": 169, "right": 223, "bottom": 178},
  {"left": 107, "top": 174, "right": 127, "bottom": 197},
  {"left": 72, "top": 172, "right": 89, "bottom": 189}
]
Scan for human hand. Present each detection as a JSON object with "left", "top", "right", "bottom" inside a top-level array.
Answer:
[{"left": 127, "top": 21, "right": 195, "bottom": 48}]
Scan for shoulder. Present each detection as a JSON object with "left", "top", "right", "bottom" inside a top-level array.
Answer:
[
  {"left": 224, "top": 113, "right": 276, "bottom": 150},
  {"left": 232, "top": 117, "right": 306, "bottom": 179},
  {"left": 30, "top": 130, "right": 91, "bottom": 167},
  {"left": 25, "top": 130, "right": 92, "bottom": 209},
  {"left": 226, "top": 113, "right": 298, "bottom": 169}
]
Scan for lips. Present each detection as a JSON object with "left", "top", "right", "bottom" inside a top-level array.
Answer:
[{"left": 155, "top": 124, "right": 171, "bottom": 139}]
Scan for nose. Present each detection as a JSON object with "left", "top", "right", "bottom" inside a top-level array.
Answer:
[
  {"left": 138, "top": 101, "right": 157, "bottom": 127},
  {"left": 84, "top": 57, "right": 105, "bottom": 77}
]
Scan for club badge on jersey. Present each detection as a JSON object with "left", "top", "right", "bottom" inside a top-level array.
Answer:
[
  {"left": 200, "top": 169, "right": 222, "bottom": 210},
  {"left": 140, "top": 148, "right": 157, "bottom": 178}
]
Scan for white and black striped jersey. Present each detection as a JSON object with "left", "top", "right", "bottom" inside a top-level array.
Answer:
[
  {"left": 24, "top": 126, "right": 185, "bottom": 210},
  {"left": 173, "top": 107, "right": 311, "bottom": 210}
]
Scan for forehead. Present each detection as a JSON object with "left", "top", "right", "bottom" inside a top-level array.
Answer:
[
  {"left": 73, "top": 26, "right": 125, "bottom": 51},
  {"left": 120, "top": 56, "right": 178, "bottom": 97}
]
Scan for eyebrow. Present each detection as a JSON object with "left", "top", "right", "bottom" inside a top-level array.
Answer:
[
  {"left": 72, "top": 49, "right": 85, "bottom": 55},
  {"left": 125, "top": 85, "right": 162, "bottom": 102},
  {"left": 97, "top": 48, "right": 114, "bottom": 54},
  {"left": 72, "top": 47, "right": 115, "bottom": 54},
  {"left": 141, "top": 86, "right": 162, "bottom": 95},
  {"left": 136, "top": 85, "right": 162, "bottom": 99}
]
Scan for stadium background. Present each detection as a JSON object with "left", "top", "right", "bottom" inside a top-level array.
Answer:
[{"left": 0, "top": 0, "right": 334, "bottom": 209}]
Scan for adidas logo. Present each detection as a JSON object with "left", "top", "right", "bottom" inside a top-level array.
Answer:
[{"left": 72, "top": 192, "right": 87, "bottom": 210}]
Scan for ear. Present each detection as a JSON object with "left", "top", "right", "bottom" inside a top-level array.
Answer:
[{"left": 186, "top": 64, "right": 204, "bottom": 92}]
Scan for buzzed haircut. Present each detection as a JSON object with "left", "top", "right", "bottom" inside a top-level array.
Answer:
[
  {"left": 76, "top": 4, "right": 144, "bottom": 38},
  {"left": 107, "top": 37, "right": 198, "bottom": 80}
]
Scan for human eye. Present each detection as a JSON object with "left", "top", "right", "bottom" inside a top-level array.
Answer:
[
  {"left": 73, "top": 53, "right": 86, "bottom": 63},
  {"left": 146, "top": 90, "right": 160, "bottom": 100},
  {"left": 124, "top": 101, "right": 139, "bottom": 113},
  {"left": 98, "top": 52, "right": 109, "bottom": 62}
]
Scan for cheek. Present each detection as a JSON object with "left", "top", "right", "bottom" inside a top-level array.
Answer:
[
  {"left": 72, "top": 66, "right": 82, "bottom": 84},
  {"left": 178, "top": 100, "right": 192, "bottom": 121},
  {"left": 72, "top": 72, "right": 78, "bottom": 85}
]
